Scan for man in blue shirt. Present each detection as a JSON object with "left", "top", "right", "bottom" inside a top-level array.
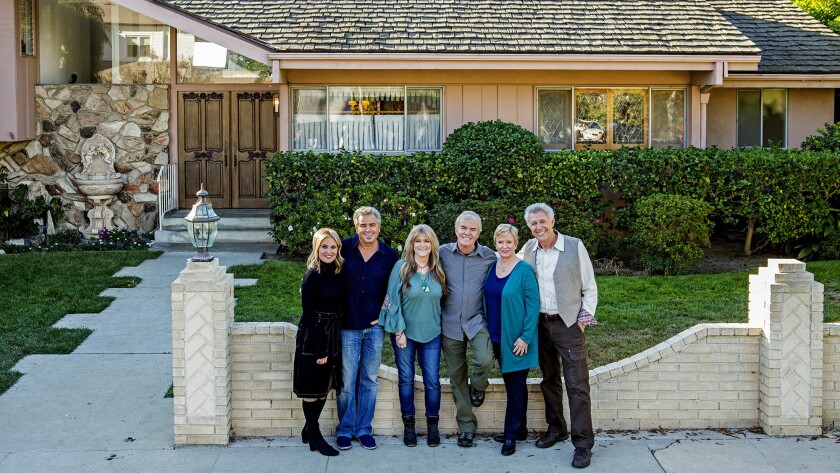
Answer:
[{"left": 336, "top": 206, "right": 399, "bottom": 451}]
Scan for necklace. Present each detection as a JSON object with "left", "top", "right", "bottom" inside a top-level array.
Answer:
[
  {"left": 417, "top": 262, "right": 430, "bottom": 292},
  {"left": 499, "top": 258, "right": 515, "bottom": 275}
]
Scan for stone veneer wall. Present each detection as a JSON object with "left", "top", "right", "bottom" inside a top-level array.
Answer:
[{"left": 0, "top": 84, "right": 169, "bottom": 233}]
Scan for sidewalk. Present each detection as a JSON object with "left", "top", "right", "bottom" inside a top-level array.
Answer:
[{"left": 0, "top": 249, "right": 837, "bottom": 473}]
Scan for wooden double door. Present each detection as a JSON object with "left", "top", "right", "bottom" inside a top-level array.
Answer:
[{"left": 178, "top": 91, "right": 278, "bottom": 208}]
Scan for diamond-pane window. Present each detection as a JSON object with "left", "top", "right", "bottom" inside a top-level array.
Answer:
[{"left": 537, "top": 89, "right": 572, "bottom": 149}]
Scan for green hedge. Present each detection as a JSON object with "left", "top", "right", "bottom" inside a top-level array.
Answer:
[{"left": 265, "top": 122, "right": 840, "bottom": 258}]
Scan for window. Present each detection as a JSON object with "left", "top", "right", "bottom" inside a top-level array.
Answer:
[
  {"left": 574, "top": 89, "right": 648, "bottom": 149},
  {"left": 38, "top": 0, "right": 171, "bottom": 84},
  {"left": 737, "top": 89, "right": 787, "bottom": 147},
  {"left": 291, "top": 87, "right": 443, "bottom": 152},
  {"left": 20, "top": 0, "right": 35, "bottom": 56},
  {"left": 538, "top": 87, "right": 684, "bottom": 150},
  {"left": 651, "top": 89, "right": 686, "bottom": 149},
  {"left": 177, "top": 31, "right": 271, "bottom": 84},
  {"left": 126, "top": 35, "right": 152, "bottom": 59},
  {"left": 537, "top": 89, "right": 572, "bottom": 149}
]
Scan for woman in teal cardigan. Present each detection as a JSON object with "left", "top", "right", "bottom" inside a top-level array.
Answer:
[{"left": 483, "top": 223, "right": 540, "bottom": 456}]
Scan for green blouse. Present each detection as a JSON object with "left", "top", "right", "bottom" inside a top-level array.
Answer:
[{"left": 379, "top": 259, "right": 443, "bottom": 343}]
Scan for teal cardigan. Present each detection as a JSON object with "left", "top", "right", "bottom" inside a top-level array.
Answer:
[{"left": 483, "top": 260, "right": 540, "bottom": 373}]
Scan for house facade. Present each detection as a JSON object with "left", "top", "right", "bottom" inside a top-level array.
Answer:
[{"left": 1, "top": 0, "right": 839, "bottom": 233}]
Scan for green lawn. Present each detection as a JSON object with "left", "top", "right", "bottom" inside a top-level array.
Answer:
[
  {"left": 0, "top": 251, "right": 161, "bottom": 394},
  {"left": 231, "top": 260, "right": 840, "bottom": 373}
]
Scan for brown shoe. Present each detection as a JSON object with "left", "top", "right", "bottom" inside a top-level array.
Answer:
[{"left": 535, "top": 430, "right": 570, "bottom": 448}]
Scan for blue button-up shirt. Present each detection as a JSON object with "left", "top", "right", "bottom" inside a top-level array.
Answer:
[{"left": 340, "top": 235, "right": 400, "bottom": 330}]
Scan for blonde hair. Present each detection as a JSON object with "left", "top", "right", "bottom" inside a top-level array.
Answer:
[
  {"left": 493, "top": 223, "right": 519, "bottom": 248},
  {"left": 399, "top": 224, "right": 446, "bottom": 294},
  {"left": 306, "top": 228, "right": 343, "bottom": 273}
]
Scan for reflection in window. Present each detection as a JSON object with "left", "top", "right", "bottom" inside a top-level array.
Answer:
[
  {"left": 291, "top": 87, "right": 442, "bottom": 152},
  {"left": 737, "top": 89, "right": 787, "bottom": 148},
  {"left": 537, "top": 89, "right": 572, "bottom": 150},
  {"left": 575, "top": 91, "right": 607, "bottom": 146},
  {"left": 762, "top": 90, "right": 787, "bottom": 147},
  {"left": 20, "top": 0, "right": 35, "bottom": 56},
  {"left": 177, "top": 31, "right": 271, "bottom": 84},
  {"left": 292, "top": 89, "right": 327, "bottom": 151},
  {"left": 651, "top": 90, "right": 686, "bottom": 149},
  {"left": 38, "top": 0, "right": 170, "bottom": 84},
  {"left": 612, "top": 91, "right": 646, "bottom": 145}
]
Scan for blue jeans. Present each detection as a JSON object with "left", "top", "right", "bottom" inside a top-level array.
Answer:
[
  {"left": 337, "top": 325, "right": 384, "bottom": 437},
  {"left": 392, "top": 333, "right": 441, "bottom": 418}
]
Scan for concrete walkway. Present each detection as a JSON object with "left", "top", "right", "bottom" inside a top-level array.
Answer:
[{"left": 0, "top": 249, "right": 838, "bottom": 472}]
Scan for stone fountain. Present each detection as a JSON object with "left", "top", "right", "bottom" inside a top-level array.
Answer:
[{"left": 74, "top": 133, "right": 125, "bottom": 236}]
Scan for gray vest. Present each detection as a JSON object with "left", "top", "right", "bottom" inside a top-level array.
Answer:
[{"left": 521, "top": 234, "right": 583, "bottom": 328}]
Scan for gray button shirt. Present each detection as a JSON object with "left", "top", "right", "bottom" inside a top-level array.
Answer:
[{"left": 439, "top": 242, "right": 497, "bottom": 340}]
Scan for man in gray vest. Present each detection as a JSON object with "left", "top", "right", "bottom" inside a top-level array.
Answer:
[{"left": 518, "top": 203, "right": 597, "bottom": 469}]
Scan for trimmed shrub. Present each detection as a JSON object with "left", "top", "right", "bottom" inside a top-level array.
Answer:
[
  {"left": 630, "top": 194, "right": 713, "bottom": 275},
  {"left": 801, "top": 122, "right": 840, "bottom": 152},
  {"left": 265, "top": 122, "right": 840, "bottom": 258},
  {"left": 437, "top": 120, "right": 547, "bottom": 204}
]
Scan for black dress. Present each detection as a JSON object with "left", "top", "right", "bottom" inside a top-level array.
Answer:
[{"left": 293, "top": 263, "right": 345, "bottom": 398}]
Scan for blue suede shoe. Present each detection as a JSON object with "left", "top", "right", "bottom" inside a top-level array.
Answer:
[
  {"left": 358, "top": 434, "right": 377, "bottom": 450},
  {"left": 336, "top": 436, "right": 352, "bottom": 450}
]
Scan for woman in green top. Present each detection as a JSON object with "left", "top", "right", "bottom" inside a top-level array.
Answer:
[{"left": 380, "top": 224, "right": 446, "bottom": 448}]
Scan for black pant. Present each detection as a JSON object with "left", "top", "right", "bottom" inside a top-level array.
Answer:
[
  {"left": 492, "top": 342, "right": 529, "bottom": 441},
  {"left": 537, "top": 319, "right": 594, "bottom": 449}
]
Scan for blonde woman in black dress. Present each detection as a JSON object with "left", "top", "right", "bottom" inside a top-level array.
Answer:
[{"left": 294, "top": 228, "right": 345, "bottom": 456}]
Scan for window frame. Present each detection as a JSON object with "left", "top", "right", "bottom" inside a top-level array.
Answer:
[
  {"left": 736, "top": 88, "right": 788, "bottom": 148},
  {"left": 289, "top": 85, "right": 445, "bottom": 154},
  {"left": 535, "top": 86, "right": 687, "bottom": 151},
  {"left": 19, "top": 0, "right": 35, "bottom": 57}
]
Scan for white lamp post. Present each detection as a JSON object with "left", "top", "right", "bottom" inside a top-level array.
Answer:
[{"left": 184, "top": 183, "right": 220, "bottom": 262}]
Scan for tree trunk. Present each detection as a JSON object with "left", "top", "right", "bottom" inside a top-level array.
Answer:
[{"left": 744, "top": 217, "right": 756, "bottom": 256}]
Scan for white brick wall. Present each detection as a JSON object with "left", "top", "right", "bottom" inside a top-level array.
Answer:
[
  {"left": 823, "top": 324, "right": 840, "bottom": 428},
  {"left": 228, "top": 322, "right": 766, "bottom": 436},
  {"left": 175, "top": 259, "right": 832, "bottom": 442}
]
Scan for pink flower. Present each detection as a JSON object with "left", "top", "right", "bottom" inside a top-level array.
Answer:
[{"left": 508, "top": 218, "right": 515, "bottom": 224}]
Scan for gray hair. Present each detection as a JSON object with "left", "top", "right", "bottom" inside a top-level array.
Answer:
[
  {"left": 455, "top": 210, "right": 483, "bottom": 233},
  {"left": 524, "top": 203, "right": 555, "bottom": 223},
  {"left": 353, "top": 206, "right": 381, "bottom": 225}
]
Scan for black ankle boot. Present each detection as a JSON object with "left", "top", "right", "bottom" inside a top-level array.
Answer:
[
  {"left": 426, "top": 416, "right": 440, "bottom": 447},
  {"left": 402, "top": 415, "right": 417, "bottom": 447},
  {"left": 302, "top": 400, "right": 338, "bottom": 456},
  {"left": 308, "top": 427, "right": 339, "bottom": 456}
]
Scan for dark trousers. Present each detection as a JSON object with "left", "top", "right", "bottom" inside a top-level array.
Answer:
[
  {"left": 537, "top": 318, "right": 594, "bottom": 449},
  {"left": 492, "top": 342, "right": 529, "bottom": 441}
]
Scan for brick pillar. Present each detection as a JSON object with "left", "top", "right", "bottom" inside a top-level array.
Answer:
[
  {"left": 749, "top": 259, "right": 824, "bottom": 436},
  {"left": 171, "top": 259, "right": 234, "bottom": 445}
]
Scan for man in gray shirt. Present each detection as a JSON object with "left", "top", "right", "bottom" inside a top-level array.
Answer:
[{"left": 439, "top": 211, "right": 497, "bottom": 447}]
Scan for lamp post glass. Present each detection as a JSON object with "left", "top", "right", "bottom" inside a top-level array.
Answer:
[{"left": 184, "top": 183, "right": 220, "bottom": 262}]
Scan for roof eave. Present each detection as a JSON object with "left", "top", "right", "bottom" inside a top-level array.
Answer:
[
  {"left": 268, "top": 52, "right": 761, "bottom": 72},
  {"left": 721, "top": 72, "right": 840, "bottom": 88}
]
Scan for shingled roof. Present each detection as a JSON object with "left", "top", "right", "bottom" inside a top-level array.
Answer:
[
  {"left": 706, "top": 0, "right": 840, "bottom": 73},
  {"left": 155, "top": 0, "right": 840, "bottom": 73}
]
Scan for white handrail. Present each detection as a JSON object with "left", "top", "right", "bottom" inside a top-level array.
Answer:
[{"left": 156, "top": 164, "right": 177, "bottom": 231}]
